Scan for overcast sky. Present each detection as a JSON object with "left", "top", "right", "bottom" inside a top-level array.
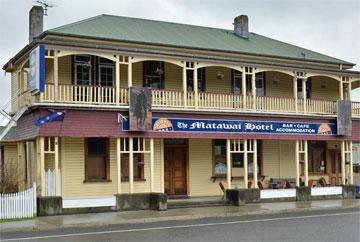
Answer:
[{"left": 0, "top": 0, "right": 359, "bottom": 107}]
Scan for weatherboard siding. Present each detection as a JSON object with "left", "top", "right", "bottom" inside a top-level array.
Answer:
[
  {"left": 61, "top": 137, "right": 162, "bottom": 197},
  {"left": 311, "top": 76, "right": 339, "bottom": 100}
]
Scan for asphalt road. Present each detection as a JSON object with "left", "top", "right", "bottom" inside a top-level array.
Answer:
[{"left": 1, "top": 208, "right": 359, "bottom": 242}]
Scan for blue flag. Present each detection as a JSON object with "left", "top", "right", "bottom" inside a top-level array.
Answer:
[{"left": 34, "top": 111, "right": 65, "bottom": 126}]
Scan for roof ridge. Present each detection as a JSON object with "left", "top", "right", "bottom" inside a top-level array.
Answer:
[
  {"left": 100, "top": 14, "right": 234, "bottom": 32},
  {"left": 49, "top": 14, "right": 106, "bottom": 32}
]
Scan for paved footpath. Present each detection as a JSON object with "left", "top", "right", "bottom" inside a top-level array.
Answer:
[{"left": 0, "top": 199, "right": 359, "bottom": 234}]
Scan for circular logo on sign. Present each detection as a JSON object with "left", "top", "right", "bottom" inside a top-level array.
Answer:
[
  {"left": 153, "top": 118, "right": 173, "bottom": 131},
  {"left": 317, "top": 123, "right": 332, "bottom": 134}
]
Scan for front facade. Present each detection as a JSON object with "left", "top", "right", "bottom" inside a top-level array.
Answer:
[{"left": 1, "top": 9, "right": 359, "bottom": 209}]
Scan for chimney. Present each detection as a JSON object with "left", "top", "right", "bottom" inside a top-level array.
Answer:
[
  {"left": 234, "top": 15, "right": 249, "bottom": 39},
  {"left": 29, "top": 6, "right": 44, "bottom": 43}
]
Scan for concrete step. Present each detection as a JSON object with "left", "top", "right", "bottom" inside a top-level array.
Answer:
[{"left": 167, "top": 197, "right": 225, "bottom": 209}]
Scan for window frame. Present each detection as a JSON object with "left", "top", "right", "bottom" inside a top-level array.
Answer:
[
  {"left": 212, "top": 139, "right": 227, "bottom": 177},
  {"left": 74, "top": 55, "right": 92, "bottom": 85},
  {"left": 297, "top": 78, "right": 312, "bottom": 99},
  {"left": 97, "top": 58, "right": 115, "bottom": 87},
  {"left": 187, "top": 68, "right": 206, "bottom": 92},
  {"left": 143, "top": 61, "right": 165, "bottom": 89},
  {"left": 231, "top": 70, "right": 242, "bottom": 95},
  {"left": 120, "top": 153, "right": 145, "bottom": 181},
  {"left": 308, "top": 141, "right": 326, "bottom": 174},
  {"left": 84, "top": 138, "right": 110, "bottom": 182},
  {"left": 212, "top": 140, "right": 263, "bottom": 177}
]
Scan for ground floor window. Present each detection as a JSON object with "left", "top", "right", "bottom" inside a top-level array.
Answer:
[
  {"left": 121, "top": 154, "right": 145, "bottom": 180},
  {"left": 85, "top": 138, "right": 109, "bottom": 181},
  {"left": 308, "top": 141, "right": 326, "bottom": 173},
  {"left": 213, "top": 140, "right": 262, "bottom": 176}
]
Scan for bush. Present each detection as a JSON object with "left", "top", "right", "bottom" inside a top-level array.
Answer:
[{"left": 0, "top": 163, "right": 19, "bottom": 193}]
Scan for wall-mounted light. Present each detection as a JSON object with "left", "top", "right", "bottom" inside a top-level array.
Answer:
[
  {"left": 155, "top": 67, "right": 164, "bottom": 75},
  {"left": 216, "top": 71, "right": 224, "bottom": 80}
]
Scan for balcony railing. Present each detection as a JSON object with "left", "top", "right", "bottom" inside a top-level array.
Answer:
[
  {"left": 28, "top": 83, "right": 359, "bottom": 117},
  {"left": 42, "top": 83, "right": 127, "bottom": 105}
]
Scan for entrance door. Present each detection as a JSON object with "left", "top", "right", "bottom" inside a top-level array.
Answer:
[
  {"left": 164, "top": 146, "right": 187, "bottom": 195},
  {"left": 329, "top": 150, "right": 342, "bottom": 185}
]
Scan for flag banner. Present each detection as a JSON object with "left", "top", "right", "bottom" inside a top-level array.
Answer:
[{"left": 34, "top": 111, "right": 65, "bottom": 126}]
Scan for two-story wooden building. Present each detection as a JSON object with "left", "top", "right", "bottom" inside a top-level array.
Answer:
[{"left": 1, "top": 6, "right": 359, "bottom": 211}]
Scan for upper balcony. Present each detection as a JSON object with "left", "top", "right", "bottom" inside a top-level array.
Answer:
[{"left": 12, "top": 52, "right": 360, "bottom": 117}]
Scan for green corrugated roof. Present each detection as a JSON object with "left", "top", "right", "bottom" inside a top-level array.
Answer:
[{"left": 48, "top": 14, "right": 352, "bottom": 65}]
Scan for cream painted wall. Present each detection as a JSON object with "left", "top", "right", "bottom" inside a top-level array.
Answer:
[
  {"left": 265, "top": 72, "right": 293, "bottom": 98},
  {"left": 205, "top": 67, "right": 232, "bottom": 93},
  {"left": 61, "top": 137, "right": 162, "bottom": 197},
  {"left": 188, "top": 139, "right": 225, "bottom": 196},
  {"left": 311, "top": 76, "right": 339, "bottom": 100},
  {"left": 262, "top": 140, "right": 296, "bottom": 180},
  {"left": 42, "top": 58, "right": 341, "bottom": 102}
]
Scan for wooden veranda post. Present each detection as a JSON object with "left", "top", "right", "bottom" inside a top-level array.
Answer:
[
  {"left": 226, "top": 139, "right": 231, "bottom": 189},
  {"left": 115, "top": 55, "right": 120, "bottom": 105},
  {"left": 295, "top": 140, "right": 300, "bottom": 187},
  {"left": 129, "top": 137, "right": 134, "bottom": 193},
  {"left": 54, "top": 137, "right": 60, "bottom": 196},
  {"left": 150, "top": 138, "right": 155, "bottom": 192},
  {"left": 243, "top": 139, "right": 248, "bottom": 189},
  {"left": 116, "top": 138, "right": 121, "bottom": 194}
]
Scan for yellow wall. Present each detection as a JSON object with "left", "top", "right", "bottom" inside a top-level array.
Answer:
[
  {"left": 11, "top": 72, "right": 19, "bottom": 113},
  {"left": 262, "top": 140, "right": 296, "bottom": 180},
  {"left": 205, "top": 67, "right": 232, "bottom": 93},
  {"left": 45, "top": 56, "right": 72, "bottom": 84},
  {"left": 42, "top": 58, "right": 341, "bottom": 101},
  {"left": 61, "top": 137, "right": 162, "bottom": 197},
  {"left": 164, "top": 63, "right": 182, "bottom": 91},
  {"left": 311, "top": 76, "right": 339, "bottom": 100},
  {"left": 188, "top": 139, "right": 231, "bottom": 196},
  {"left": 3, "top": 144, "right": 18, "bottom": 172},
  {"left": 265, "top": 72, "right": 293, "bottom": 98}
]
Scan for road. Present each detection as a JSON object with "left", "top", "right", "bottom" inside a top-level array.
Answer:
[{"left": 1, "top": 208, "right": 359, "bottom": 242}]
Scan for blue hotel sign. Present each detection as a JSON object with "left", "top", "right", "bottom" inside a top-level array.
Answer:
[
  {"left": 122, "top": 117, "right": 336, "bottom": 135},
  {"left": 29, "top": 44, "right": 45, "bottom": 94}
]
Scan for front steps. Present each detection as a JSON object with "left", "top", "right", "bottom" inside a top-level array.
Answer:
[{"left": 167, "top": 196, "right": 225, "bottom": 209}]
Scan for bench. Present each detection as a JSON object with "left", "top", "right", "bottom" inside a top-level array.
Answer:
[{"left": 268, "top": 178, "right": 297, "bottom": 189}]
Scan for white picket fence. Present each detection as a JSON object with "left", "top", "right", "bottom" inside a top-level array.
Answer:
[
  {"left": 45, "top": 169, "right": 62, "bottom": 196},
  {"left": 0, "top": 183, "right": 37, "bottom": 219}
]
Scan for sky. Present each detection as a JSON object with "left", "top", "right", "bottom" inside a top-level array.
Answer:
[{"left": 0, "top": 0, "right": 359, "bottom": 107}]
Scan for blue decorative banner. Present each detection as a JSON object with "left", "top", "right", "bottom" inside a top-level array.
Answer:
[
  {"left": 34, "top": 111, "right": 65, "bottom": 126},
  {"left": 122, "top": 117, "right": 337, "bottom": 135},
  {"left": 29, "top": 44, "right": 45, "bottom": 94}
]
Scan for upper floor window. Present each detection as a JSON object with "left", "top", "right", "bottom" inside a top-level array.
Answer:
[
  {"left": 297, "top": 78, "right": 312, "bottom": 99},
  {"left": 232, "top": 70, "right": 242, "bottom": 95},
  {"left": 255, "top": 72, "right": 265, "bottom": 96},
  {"left": 232, "top": 71, "right": 265, "bottom": 95},
  {"left": 143, "top": 61, "right": 164, "bottom": 89},
  {"left": 187, "top": 68, "right": 206, "bottom": 92},
  {"left": 74, "top": 55, "right": 91, "bottom": 85},
  {"left": 98, "top": 58, "right": 114, "bottom": 87}
]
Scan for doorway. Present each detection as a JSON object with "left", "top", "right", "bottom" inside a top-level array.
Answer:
[{"left": 164, "top": 140, "right": 187, "bottom": 196}]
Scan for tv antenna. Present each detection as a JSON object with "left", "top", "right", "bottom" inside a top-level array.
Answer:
[{"left": 35, "top": 0, "right": 54, "bottom": 16}]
